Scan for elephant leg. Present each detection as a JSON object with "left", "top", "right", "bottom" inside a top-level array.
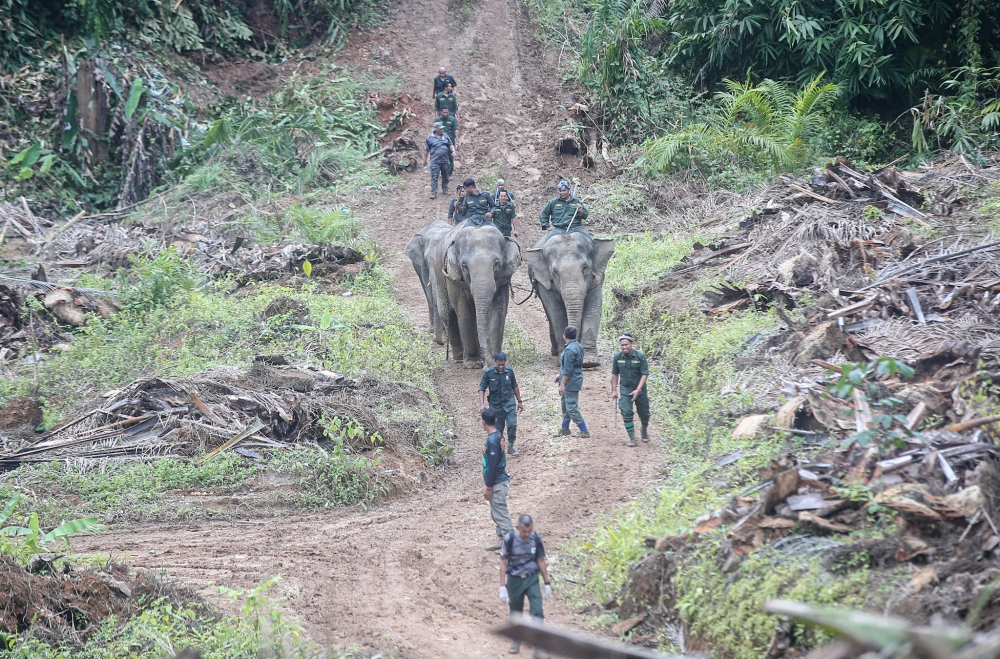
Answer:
[
  {"left": 581, "top": 283, "right": 605, "bottom": 366},
  {"left": 490, "top": 282, "right": 510, "bottom": 357},
  {"left": 430, "top": 268, "right": 449, "bottom": 346},
  {"left": 457, "top": 290, "right": 481, "bottom": 367},
  {"left": 447, "top": 307, "right": 463, "bottom": 360}
]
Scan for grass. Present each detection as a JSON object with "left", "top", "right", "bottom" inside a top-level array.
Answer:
[{"left": 603, "top": 232, "right": 692, "bottom": 292}]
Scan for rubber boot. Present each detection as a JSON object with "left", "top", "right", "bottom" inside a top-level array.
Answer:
[
  {"left": 533, "top": 649, "right": 550, "bottom": 659},
  {"left": 627, "top": 429, "right": 637, "bottom": 447},
  {"left": 573, "top": 423, "right": 590, "bottom": 438},
  {"left": 641, "top": 423, "right": 650, "bottom": 442},
  {"left": 508, "top": 426, "right": 519, "bottom": 456},
  {"left": 509, "top": 640, "right": 521, "bottom": 654},
  {"left": 557, "top": 420, "right": 571, "bottom": 436}
]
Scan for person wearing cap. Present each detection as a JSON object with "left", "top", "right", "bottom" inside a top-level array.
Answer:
[
  {"left": 479, "top": 351, "right": 524, "bottom": 456},
  {"left": 433, "top": 67, "right": 458, "bottom": 96},
  {"left": 448, "top": 184, "right": 466, "bottom": 224},
  {"left": 424, "top": 123, "right": 455, "bottom": 199},
  {"left": 435, "top": 106, "right": 459, "bottom": 171},
  {"left": 610, "top": 333, "right": 650, "bottom": 446},
  {"left": 539, "top": 181, "right": 588, "bottom": 235},
  {"left": 491, "top": 190, "right": 518, "bottom": 238},
  {"left": 556, "top": 325, "right": 589, "bottom": 438},
  {"left": 459, "top": 178, "right": 495, "bottom": 223},
  {"left": 492, "top": 179, "right": 516, "bottom": 205},
  {"left": 435, "top": 82, "right": 459, "bottom": 117}
]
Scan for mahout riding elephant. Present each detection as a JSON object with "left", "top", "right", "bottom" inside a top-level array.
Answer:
[
  {"left": 525, "top": 231, "right": 615, "bottom": 367},
  {"left": 407, "top": 217, "right": 522, "bottom": 367}
]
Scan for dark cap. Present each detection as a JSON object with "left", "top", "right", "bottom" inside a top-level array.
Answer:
[{"left": 463, "top": 178, "right": 476, "bottom": 187}]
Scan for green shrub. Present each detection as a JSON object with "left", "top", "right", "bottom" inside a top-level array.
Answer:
[{"left": 118, "top": 247, "right": 202, "bottom": 313}]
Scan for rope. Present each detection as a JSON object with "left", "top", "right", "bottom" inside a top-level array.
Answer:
[{"left": 511, "top": 283, "right": 534, "bottom": 305}]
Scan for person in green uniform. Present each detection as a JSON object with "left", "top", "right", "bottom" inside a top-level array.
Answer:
[
  {"left": 448, "top": 185, "right": 466, "bottom": 224},
  {"left": 499, "top": 514, "right": 552, "bottom": 658},
  {"left": 491, "top": 191, "right": 518, "bottom": 238},
  {"left": 556, "top": 325, "right": 588, "bottom": 437},
  {"left": 459, "top": 178, "right": 495, "bottom": 225},
  {"left": 479, "top": 351, "right": 524, "bottom": 456},
  {"left": 610, "top": 332, "right": 650, "bottom": 447},
  {"left": 436, "top": 106, "right": 459, "bottom": 171},
  {"left": 539, "top": 181, "right": 588, "bottom": 238},
  {"left": 435, "top": 82, "right": 458, "bottom": 117}
]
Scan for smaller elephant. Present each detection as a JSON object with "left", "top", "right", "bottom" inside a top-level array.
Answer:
[
  {"left": 525, "top": 232, "right": 615, "bottom": 367},
  {"left": 405, "top": 219, "right": 452, "bottom": 345},
  {"left": 406, "top": 219, "right": 522, "bottom": 367}
]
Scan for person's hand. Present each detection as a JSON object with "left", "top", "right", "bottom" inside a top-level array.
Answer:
[
  {"left": 513, "top": 231, "right": 519, "bottom": 237},
  {"left": 631, "top": 389, "right": 641, "bottom": 401},
  {"left": 558, "top": 384, "right": 566, "bottom": 397},
  {"left": 516, "top": 400, "right": 523, "bottom": 412},
  {"left": 480, "top": 403, "right": 488, "bottom": 412},
  {"left": 500, "top": 586, "right": 509, "bottom": 603},
  {"left": 554, "top": 375, "right": 560, "bottom": 385},
  {"left": 576, "top": 204, "right": 584, "bottom": 212},
  {"left": 485, "top": 212, "right": 493, "bottom": 219},
  {"left": 484, "top": 486, "right": 493, "bottom": 501},
  {"left": 611, "top": 389, "right": 620, "bottom": 401},
  {"left": 424, "top": 165, "right": 429, "bottom": 173},
  {"left": 544, "top": 584, "right": 552, "bottom": 599}
]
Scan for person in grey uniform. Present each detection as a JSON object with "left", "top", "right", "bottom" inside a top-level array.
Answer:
[{"left": 423, "top": 123, "right": 455, "bottom": 199}]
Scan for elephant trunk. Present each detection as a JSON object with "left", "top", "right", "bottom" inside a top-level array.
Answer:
[
  {"left": 471, "top": 275, "right": 498, "bottom": 365},
  {"left": 561, "top": 281, "right": 587, "bottom": 337}
]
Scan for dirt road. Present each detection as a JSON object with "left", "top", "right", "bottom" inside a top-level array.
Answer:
[{"left": 76, "top": 0, "right": 662, "bottom": 655}]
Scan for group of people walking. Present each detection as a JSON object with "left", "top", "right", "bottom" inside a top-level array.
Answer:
[{"left": 423, "top": 65, "right": 654, "bottom": 657}]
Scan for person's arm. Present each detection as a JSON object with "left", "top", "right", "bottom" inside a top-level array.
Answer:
[
  {"left": 423, "top": 139, "right": 430, "bottom": 167},
  {"left": 537, "top": 556, "right": 549, "bottom": 585},
  {"left": 453, "top": 119, "right": 460, "bottom": 147},
  {"left": 499, "top": 557, "right": 509, "bottom": 587},
  {"left": 539, "top": 200, "right": 552, "bottom": 229},
  {"left": 479, "top": 371, "right": 490, "bottom": 410},
  {"left": 633, "top": 374, "right": 648, "bottom": 400},
  {"left": 633, "top": 354, "right": 649, "bottom": 399},
  {"left": 576, "top": 198, "right": 588, "bottom": 220},
  {"left": 513, "top": 386, "right": 523, "bottom": 411},
  {"left": 611, "top": 359, "right": 620, "bottom": 399}
]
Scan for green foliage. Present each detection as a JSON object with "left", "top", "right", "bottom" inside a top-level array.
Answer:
[
  {"left": 909, "top": 67, "right": 1000, "bottom": 157},
  {"left": 675, "top": 549, "right": 876, "bottom": 659},
  {"left": 825, "top": 357, "right": 917, "bottom": 451},
  {"left": 285, "top": 205, "right": 360, "bottom": 245},
  {"left": 0, "top": 493, "right": 100, "bottom": 562},
  {"left": 270, "top": 444, "right": 386, "bottom": 509},
  {"left": 602, "top": 232, "right": 695, "bottom": 295},
  {"left": 117, "top": 247, "right": 202, "bottom": 314},
  {"left": 644, "top": 76, "right": 840, "bottom": 175}
]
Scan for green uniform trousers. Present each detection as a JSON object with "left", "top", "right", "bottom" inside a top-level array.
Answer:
[
  {"left": 507, "top": 572, "right": 544, "bottom": 619},
  {"left": 619, "top": 389, "right": 650, "bottom": 424},
  {"left": 492, "top": 405, "right": 518, "bottom": 452}
]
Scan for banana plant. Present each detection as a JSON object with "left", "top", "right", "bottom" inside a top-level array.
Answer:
[{"left": 0, "top": 493, "right": 100, "bottom": 558}]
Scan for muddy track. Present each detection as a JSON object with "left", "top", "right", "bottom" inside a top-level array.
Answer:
[{"left": 76, "top": 0, "right": 663, "bottom": 655}]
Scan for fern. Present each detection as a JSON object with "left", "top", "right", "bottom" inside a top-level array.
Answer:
[{"left": 644, "top": 74, "right": 839, "bottom": 173}]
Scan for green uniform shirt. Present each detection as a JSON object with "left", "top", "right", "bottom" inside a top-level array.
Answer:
[
  {"left": 491, "top": 202, "right": 517, "bottom": 237},
  {"left": 560, "top": 340, "right": 585, "bottom": 391},
  {"left": 479, "top": 365, "right": 519, "bottom": 409},
  {"left": 612, "top": 349, "right": 649, "bottom": 391},
  {"left": 435, "top": 92, "right": 458, "bottom": 114},
  {"left": 436, "top": 114, "right": 459, "bottom": 141},
  {"left": 539, "top": 195, "right": 588, "bottom": 229},
  {"left": 460, "top": 190, "right": 493, "bottom": 218}
]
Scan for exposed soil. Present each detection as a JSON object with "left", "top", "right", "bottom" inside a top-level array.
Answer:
[{"left": 74, "top": 0, "right": 663, "bottom": 656}]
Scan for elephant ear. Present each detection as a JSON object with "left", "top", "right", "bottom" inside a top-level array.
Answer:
[
  {"left": 523, "top": 248, "right": 551, "bottom": 290},
  {"left": 404, "top": 233, "right": 425, "bottom": 271},
  {"left": 500, "top": 236, "right": 522, "bottom": 282},
  {"left": 443, "top": 239, "right": 463, "bottom": 282},
  {"left": 590, "top": 238, "right": 616, "bottom": 288}
]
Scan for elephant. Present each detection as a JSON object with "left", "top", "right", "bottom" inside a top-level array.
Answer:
[
  {"left": 524, "top": 231, "right": 615, "bottom": 367},
  {"left": 405, "top": 219, "right": 452, "bottom": 345},
  {"left": 406, "top": 218, "right": 522, "bottom": 367}
]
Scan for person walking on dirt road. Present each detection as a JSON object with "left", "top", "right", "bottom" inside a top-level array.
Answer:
[
  {"left": 448, "top": 185, "right": 466, "bottom": 224},
  {"left": 480, "top": 351, "right": 524, "bottom": 456},
  {"left": 436, "top": 106, "right": 459, "bottom": 171},
  {"left": 423, "top": 123, "right": 455, "bottom": 199},
  {"left": 492, "top": 178, "right": 516, "bottom": 205},
  {"left": 459, "top": 178, "right": 495, "bottom": 218},
  {"left": 433, "top": 66, "right": 457, "bottom": 95},
  {"left": 499, "top": 514, "right": 552, "bottom": 658},
  {"left": 556, "top": 325, "right": 589, "bottom": 437},
  {"left": 539, "top": 181, "right": 588, "bottom": 235},
  {"left": 491, "top": 191, "right": 518, "bottom": 238},
  {"left": 435, "top": 82, "right": 459, "bottom": 117},
  {"left": 611, "top": 332, "right": 650, "bottom": 447},
  {"left": 482, "top": 408, "right": 514, "bottom": 546}
]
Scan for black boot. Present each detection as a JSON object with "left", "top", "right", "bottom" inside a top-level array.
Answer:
[
  {"left": 508, "top": 426, "right": 519, "bottom": 456},
  {"left": 641, "top": 423, "right": 650, "bottom": 442}
]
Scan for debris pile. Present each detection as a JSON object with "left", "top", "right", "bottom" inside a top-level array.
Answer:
[
  {"left": 0, "top": 358, "right": 429, "bottom": 469},
  {"left": 609, "top": 156, "right": 1000, "bottom": 644},
  {"left": 373, "top": 132, "right": 421, "bottom": 173}
]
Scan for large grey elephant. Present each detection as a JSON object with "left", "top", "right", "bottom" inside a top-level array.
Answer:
[
  {"left": 404, "top": 219, "right": 452, "bottom": 345},
  {"left": 406, "top": 219, "right": 521, "bottom": 367},
  {"left": 525, "top": 232, "right": 615, "bottom": 367}
]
